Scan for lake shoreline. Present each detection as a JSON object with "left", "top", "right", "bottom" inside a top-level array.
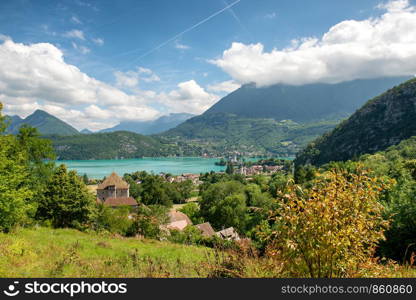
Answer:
[{"left": 58, "top": 156, "right": 293, "bottom": 179}]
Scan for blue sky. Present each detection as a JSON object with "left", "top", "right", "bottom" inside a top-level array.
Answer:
[{"left": 0, "top": 0, "right": 415, "bottom": 130}]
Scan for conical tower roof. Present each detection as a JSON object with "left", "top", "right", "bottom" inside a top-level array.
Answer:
[{"left": 97, "top": 172, "right": 129, "bottom": 189}]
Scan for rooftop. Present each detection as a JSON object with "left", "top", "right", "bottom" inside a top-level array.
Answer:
[
  {"left": 103, "top": 197, "right": 137, "bottom": 207},
  {"left": 98, "top": 172, "right": 129, "bottom": 190}
]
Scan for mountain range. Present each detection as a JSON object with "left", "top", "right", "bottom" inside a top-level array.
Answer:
[
  {"left": 161, "top": 77, "right": 410, "bottom": 156},
  {"left": 100, "top": 113, "right": 195, "bottom": 135},
  {"left": 5, "top": 110, "right": 80, "bottom": 136},
  {"left": 5, "top": 76, "right": 414, "bottom": 160},
  {"left": 295, "top": 77, "right": 416, "bottom": 166}
]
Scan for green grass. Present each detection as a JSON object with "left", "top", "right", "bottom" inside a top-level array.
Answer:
[
  {"left": 1, "top": 227, "right": 415, "bottom": 278},
  {"left": 0, "top": 227, "right": 211, "bottom": 278}
]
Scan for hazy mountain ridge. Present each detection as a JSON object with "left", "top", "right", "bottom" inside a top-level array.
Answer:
[
  {"left": 101, "top": 113, "right": 195, "bottom": 135},
  {"left": 205, "top": 77, "right": 410, "bottom": 122},
  {"left": 162, "top": 77, "right": 410, "bottom": 156}
]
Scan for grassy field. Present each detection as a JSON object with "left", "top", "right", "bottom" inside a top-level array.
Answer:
[
  {"left": 0, "top": 227, "right": 211, "bottom": 278},
  {"left": 1, "top": 227, "right": 416, "bottom": 278}
]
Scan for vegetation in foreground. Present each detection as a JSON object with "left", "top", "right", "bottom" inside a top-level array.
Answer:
[
  {"left": 0, "top": 227, "right": 210, "bottom": 278},
  {"left": 2, "top": 101, "right": 416, "bottom": 278},
  {"left": 1, "top": 227, "right": 415, "bottom": 278}
]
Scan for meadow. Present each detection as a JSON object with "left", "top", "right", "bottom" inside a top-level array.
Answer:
[
  {"left": 1, "top": 227, "right": 416, "bottom": 278},
  {"left": 0, "top": 227, "right": 211, "bottom": 278}
]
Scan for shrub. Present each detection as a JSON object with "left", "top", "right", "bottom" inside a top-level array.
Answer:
[
  {"left": 95, "top": 205, "right": 133, "bottom": 235},
  {"left": 128, "top": 205, "right": 169, "bottom": 239},
  {"left": 168, "top": 226, "right": 204, "bottom": 245},
  {"left": 257, "top": 167, "right": 391, "bottom": 277},
  {"left": 179, "top": 203, "right": 204, "bottom": 224}
]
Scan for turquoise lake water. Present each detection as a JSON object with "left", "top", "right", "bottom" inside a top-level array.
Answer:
[{"left": 59, "top": 157, "right": 227, "bottom": 179}]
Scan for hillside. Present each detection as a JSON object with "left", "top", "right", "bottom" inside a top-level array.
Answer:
[
  {"left": 162, "top": 113, "right": 337, "bottom": 156},
  {"left": 101, "top": 113, "right": 195, "bottom": 135},
  {"left": 295, "top": 78, "right": 416, "bottom": 166},
  {"left": 162, "top": 77, "right": 409, "bottom": 156},
  {"left": 0, "top": 227, "right": 210, "bottom": 277},
  {"left": 50, "top": 131, "right": 180, "bottom": 160},
  {"left": 6, "top": 110, "right": 79, "bottom": 136},
  {"left": 206, "top": 77, "right": 409, "bottom": 122}
]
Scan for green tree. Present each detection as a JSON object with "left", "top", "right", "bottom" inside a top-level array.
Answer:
[
  {"left": 179, "top": 203, "right": 204, "bottom": 224},
  {"left": 95, "top": 205, "right": 133, "bottom": 235},
  {"left": 225, "top": 162, "right": 234, "bottom": 175},
  {"left": 140, "top": 176, "right": 173, "bottom": 207},
  {"left": 0, "top": 136, "right": 34, "bottom": 232},
  {"left": 15, "top": 125, "right": 56, "bottom": 206},
  {"left": 128, "top": 205, "right": 169, "bottom": 238},
  {"left": 200, "top": 181, "right": 248, "bottom": 232},
  {"left": 294, "top": 164, "right": 316, "bottom": 184},
  {"left": 173, "top": 180, "right": 193, "bottom": 203},
  {"left": 36, "top": 165, "right": 97, "bottom": 229},
  {"left": 82, "top": 173, "right": 89, "bottom": 185},
  {"left": 0, "top": 103, "right": 35, "bottom": 231}
]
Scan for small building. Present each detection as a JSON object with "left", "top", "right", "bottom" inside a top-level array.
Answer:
[
  {"left": 216, "top": 227, "right": 240, "bottom": 241},
  {"left": 96, "top": 172, "right": 137, "bottom": 208},
  {"left": 195, "top": 222, "right": 216, "bottom": 237},
  {"left": 166, "top": 211, "right": 192, "bottom": 231}
]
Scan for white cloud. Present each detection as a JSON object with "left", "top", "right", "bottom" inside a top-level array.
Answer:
[
  {"left": 264, "top": 12, "right": 277, "bottom": 19},
  {"left": 207, "top": 80, "right": 241, "bottom": 93},
  {"left": 212, "top": 0, "right": 416, "bottom": 86},
  {"left": 63, "top": 29, "right": 85, "bottom": 40},
  {"left": 114, "top": 70, "right": 139, "bottom": 88},
  {"left": 71, "top": 42, "right": 90, "bottom": 54},
  {"left": 157, "top": 80, "right": 220, "bottom": 114},
  {"left": 114, "top": 67, "right": 160, "bottom": 88},
  {"left": 92, "top": 37, "right": 104, "bottom": 46},
  {"left": 0, "top": 38, "right": 160, "bottom": 130},
  {"left": 71, "top": 16, "right": 82, "bottom": 24},
  {"left": 175, "top": 40, "right": 190, "bottom": 50},
  {"left": 0, "top": 39, "right": 223, "bottom": 130}
]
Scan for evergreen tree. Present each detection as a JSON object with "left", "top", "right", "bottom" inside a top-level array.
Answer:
[
  {"left": 37, "top": 165, "right": 97, "bottom": 229},
  {"left": 225, "top": 162, "right": 234, "bottom": 175},
  {"left": 82, "top": 173, "right": 89, "bottom": 185}
]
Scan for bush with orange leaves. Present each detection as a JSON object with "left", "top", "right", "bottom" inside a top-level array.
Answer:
[{"left": 257, "top": 166, "right": 393, "bottom": 278}]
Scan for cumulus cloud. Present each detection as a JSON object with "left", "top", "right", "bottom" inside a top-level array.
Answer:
[
  {"left": 157, "top": 80, "right": 220, "bottom": 114},
  {"left": 0, "top": 38, "right": 161, "bottom": 130},
  {"left": 63, "top": 29, "right": 85, "bottom": 40},
  {"left": 207, "top": 80, "right": 241, "bottom": 93},
  {"left": 0, "top": 38, "right": 219, "bottom": 130},
  {"left": 114, "top": 67, "right": 160, "bottom": 88},
  {"left": 212, "top": 0, "right": 416, "bottom": 86}
]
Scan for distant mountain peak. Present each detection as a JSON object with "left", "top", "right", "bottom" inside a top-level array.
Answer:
[
  {"left": 81, "top": 128, "right": 93, "bottom": 134},
  {"left": 100, "top": 112, "right": 196, "bottom": 135},
  {"left": 5, "top": 109, "right": 79, "bottom": 136}
]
